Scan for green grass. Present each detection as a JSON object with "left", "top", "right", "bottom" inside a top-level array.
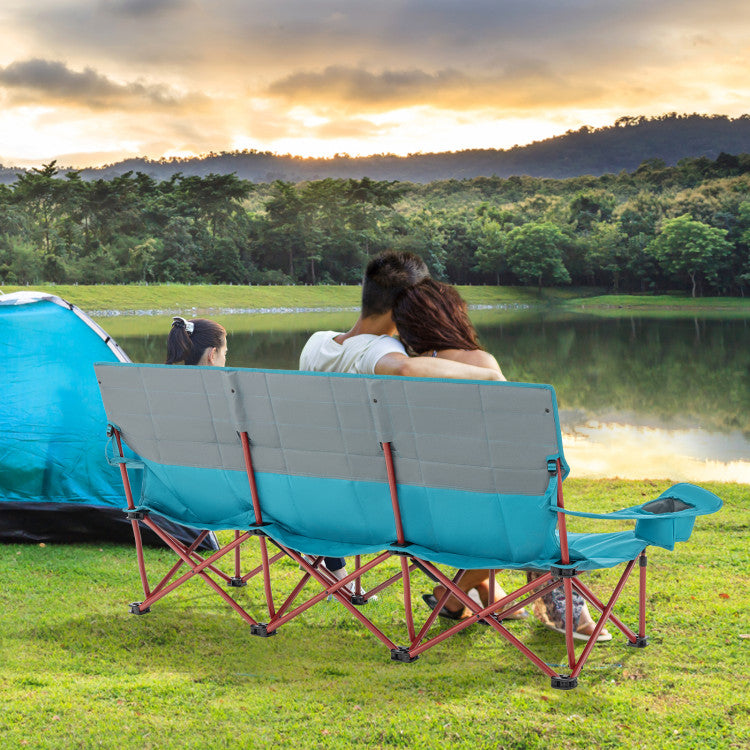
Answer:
[
  {"left": 3, "top": 283, "right": 749, "bottom": 315},
  {"left": 570, "top": 294, "right": 750, "bottom": 313},
  {"left": 1, "top": 479, "right": 748, "bottom": 748},
  {"left": 0, "top": 283, "right": 597, "bottom": 313}
]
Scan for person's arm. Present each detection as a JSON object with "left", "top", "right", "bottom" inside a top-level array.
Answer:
[
  {"left": 434, "top": 348, "right": 505, "bottom": 379},
  {"left": 374, "top": 352, "right": 503, "bottom": 380}
]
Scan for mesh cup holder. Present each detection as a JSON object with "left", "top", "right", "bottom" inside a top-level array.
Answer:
[{"left": 641, "top": 497, "right": 692, "bottom": 514}]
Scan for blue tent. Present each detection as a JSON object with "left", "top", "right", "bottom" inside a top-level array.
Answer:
[{"left": 0, "top": 291, "right": 216, "bottom": 548}]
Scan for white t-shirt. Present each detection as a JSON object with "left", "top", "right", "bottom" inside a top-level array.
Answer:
[{"left": 299, "top": 330, "right": 406, "bottom": 375}]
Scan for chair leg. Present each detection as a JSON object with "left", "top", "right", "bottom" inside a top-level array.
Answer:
[{"left": 629, "top": 552, "right": 649, "bottom": 648}]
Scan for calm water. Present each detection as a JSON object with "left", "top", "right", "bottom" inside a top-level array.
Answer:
[{"left": 102, "top": 309, "right": 750, "bottom": 483}]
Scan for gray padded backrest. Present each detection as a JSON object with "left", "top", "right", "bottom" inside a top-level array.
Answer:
[{"left": 96, "top": 364, "right": 562, "bottom": 496}]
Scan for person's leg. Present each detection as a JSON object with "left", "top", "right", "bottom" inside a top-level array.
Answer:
[
  {"left": 324, "top": 557, "right": 351, "bottom": 592},
  {"left": 433, "top": 569, "right": 490, "bottom": 614},
  {"left": 527, "top": 571, "right": 611, "bottom": 641},
  {"left": 324, "top": 557, "right": 346, "bottom": 573},
  {"left": 433, "top": 570, "right": 528, "bottom": 619}
]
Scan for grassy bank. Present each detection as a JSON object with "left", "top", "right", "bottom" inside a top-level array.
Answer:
[
  {"left": 3, "top": 283, "right": 750, "bottom": 315},
  {"left": 1, "top": 479, "right": 747, "bottom": 749},
  {"left": 571, "top": 294, "right": 750, "bottom": 313},
  {"left": 0, "top": 283, "right": 597, "bottom": 313}
]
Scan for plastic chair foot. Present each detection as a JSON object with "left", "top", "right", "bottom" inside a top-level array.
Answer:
[
  {"left": 250, "top": 623, "right": 276, "bottom": 637},
  {"left": 129, "top": 602, "right": 150, "bottom": 615},
  {"left": 551, "top": 675, "right": 578, "bottom": 690},
  {"left": 228, "top": 577, "right": 247, "bottom": 588},
  {"left": 350, "top": 594, "right": 367, "bottom": 606},
  {"left": 390, "top": 647, "right": 418, "bottom": 663},
  {"left": 628, "top": 636, "right": 649, "bottom": 648}
]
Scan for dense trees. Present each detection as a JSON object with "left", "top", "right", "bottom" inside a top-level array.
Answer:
[
  {"left": 504, "top": 222, "right": 570, "bottom": 290},
  {"left": 0, "top": 153, "right": 748, "bottom": 295},
  {"left": 647, "top": 215, "right": 732, "bottom": 297}
]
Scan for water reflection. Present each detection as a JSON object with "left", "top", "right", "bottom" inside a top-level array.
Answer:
[
  {"left": 561, "top": 412, "right": 750, "bottom": 483},
  {"left": 100, "top": 310, "right": 750, "bottom": 483}
]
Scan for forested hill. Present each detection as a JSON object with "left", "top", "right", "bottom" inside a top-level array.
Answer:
[{"left": 3, "top": 113, "right": 749, "bottom": 185}]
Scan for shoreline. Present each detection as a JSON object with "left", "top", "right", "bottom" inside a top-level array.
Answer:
[
  {"left": 86, "top": 302, "right": 530, "bottom": 317},
  {"left": 3, "top": 283, "right": 749, "bottom": 314}
]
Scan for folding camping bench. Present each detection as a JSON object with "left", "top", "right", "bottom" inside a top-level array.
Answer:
[{"left": 95, "top": 363, "right": 722, "bottom": 689}]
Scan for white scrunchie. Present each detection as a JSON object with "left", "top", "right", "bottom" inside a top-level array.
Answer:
[{"left": 172, "top": 316, "right": 195, "bottom": 334}]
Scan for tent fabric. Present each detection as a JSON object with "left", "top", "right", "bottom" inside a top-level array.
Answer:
[
  {"left": 95, "top": 363, "right": 720, "bottom": 570},
  {"left": 0, "top": 291, "right": 217, "bottom": 548},
  {"left": 1, "top": 292, "right": 131, "bottom": 508}
]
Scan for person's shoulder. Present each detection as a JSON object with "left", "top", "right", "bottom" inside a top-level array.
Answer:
[
  {"left": 302, "top": 330, "right": 340, "bottom": 351},
  {"left": 464, "top": 349, "right": 500, "bottom": 370},
  {"left": 306, "top": 330, "right": 339, "bottom": 343},
  {"left": 362, "top": 334, "right": 406, "bottom": 352},
  {"left": 350, "top": 334, "right": 406, "bottom": 374},
  {"left": 300, "top": 330, "right": 342, "bottom": 370},
  {"left": 340, "top": 333, "right": 402, "bottom": 349},
  {"left": 439, "top": 348, "right": 500, "bottom": 370}
]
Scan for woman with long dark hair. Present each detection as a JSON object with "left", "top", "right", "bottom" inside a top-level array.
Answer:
[
  {"left": 392, "top": 278, "right": 502, "bottom": 373},
  {"left": 393, "top": 279, "right": 610, "bottom": 641},
  {"left": 166, "top": 317, "right": 227, "bottom": 366}
]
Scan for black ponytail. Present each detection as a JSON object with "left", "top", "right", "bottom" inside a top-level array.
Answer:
[{"left": 166, "top": 317, "right": 226, "bottom": 365}]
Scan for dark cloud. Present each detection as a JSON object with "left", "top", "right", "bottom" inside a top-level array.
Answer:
[
  {"left": 268, "top": 67, "right": 467, "bottom": 105},
  {"left": 17, "top": 0, "right": 750, "bottom": 79},
  {"left": 0, "top": 59, "right": 204, "bottom": 110},
  {"left": 100, "top": 0, "right": 189, "bottom": 17},
  {"left": 266, "top": 65, "right": 605, "bottom": 113}
]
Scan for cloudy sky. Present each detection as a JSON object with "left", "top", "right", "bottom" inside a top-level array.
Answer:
[{"left": 1, "top": 0, "right": 748, "bottom": 167}]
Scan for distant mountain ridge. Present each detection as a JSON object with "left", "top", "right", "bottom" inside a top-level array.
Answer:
[{"left": 2, "top": 113, "right": 750, "bottom": 184}]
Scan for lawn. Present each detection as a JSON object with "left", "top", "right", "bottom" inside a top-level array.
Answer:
[
  {"left": 570, "top": 294, "right": 750, "bottom": 314},
  {"left": 1, "top": 479, "right": 747, "bottom": 749},
  {"left": 0, "top": 283, "right": 612, "bottom": 313},
  {"left": 3, "top": 283, "right": 750, "bottom": 317}
]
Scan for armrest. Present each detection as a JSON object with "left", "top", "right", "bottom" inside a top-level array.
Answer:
[
  {"left": 105, "top": 429, "right": 144, "bottom": 470},
  {"left": 550, "top": 483, "right": 722, "bottom": 551},
  {"left": 105, "top": 454, "right": 145, "bottom": 470}
]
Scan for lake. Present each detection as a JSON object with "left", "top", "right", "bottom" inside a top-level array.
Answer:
[{"left": 98, "top": 308, "right": 750, "bottom": 483}]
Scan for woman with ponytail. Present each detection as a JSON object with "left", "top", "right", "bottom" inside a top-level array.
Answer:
[{"left": 166, "top": 317, "right": 227, "bottom": 366}]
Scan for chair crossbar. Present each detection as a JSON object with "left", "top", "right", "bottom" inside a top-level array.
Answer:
[
  {"left": 240, "top": 550, "right": 287, "bottom": 586},
  {"left": 136, "top": 517, "right": 260, "bottom": 624},
  {"left": 149, "top": 530, "right": 228, "bottom": 597},
  {"left": 366, "top": 563, "right": 418, "bottom": 600},
  {"left": 266, "top": 546, "right": 398, "bottom": 650},
  {"left": 572, "top": 575, "right": 638, "bottom": 641},
  {"left": 570, "top": 557, "right": 638, "bottom": 679}
]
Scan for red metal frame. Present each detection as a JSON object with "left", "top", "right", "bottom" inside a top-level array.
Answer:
[
  {"left": 114, "top": 424, "right": 650, "bottom": 687},
  {"left": 111, "top": 427, "right": 285, "bottom": 625}
]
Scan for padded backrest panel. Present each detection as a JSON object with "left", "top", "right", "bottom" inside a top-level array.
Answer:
[
  {"left": 95, "top": 364, "right": 563, "bottom": 497},
  {"left": 96, "top": 364, "right": 565, "bottom": 560}
]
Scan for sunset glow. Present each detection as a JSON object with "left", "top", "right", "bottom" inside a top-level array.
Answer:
[{"left": 0, "top": 1, "right": 748, "bottom": 167}]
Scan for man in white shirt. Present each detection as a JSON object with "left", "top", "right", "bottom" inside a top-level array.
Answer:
[
  {"left": 299, "top": 250, "right": 500, "bottom": 600},
  {"left": 300, "top": 251, "right": 502, "bottom": 381}
]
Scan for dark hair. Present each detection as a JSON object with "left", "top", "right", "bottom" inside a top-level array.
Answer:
[
  {"left": 392, "top": 279, "right": 481, "bottom": 354},
  {"left": 361, "top": 251, "right": 430, "bottom": 317},
  {"left": 166, "top": 317, "right": 226, "bottom": 365}
]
